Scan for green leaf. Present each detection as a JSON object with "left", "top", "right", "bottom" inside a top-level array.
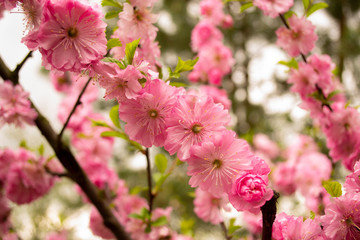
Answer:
[
  {"left": 105, "top": 10, "right": 121, "bottom": 19},
  {"left": 151, "top": 216, "right": 168, "bottom": 227},
  {"left": 322, "top": 180, "right": 342, "bottom": 197},
  {"left": 155, "top": 154, "right": 167, "bottom": 174},
  {"left": 327, "top": 90, "right": 341, "bottom": 100},
  {"left": 309, "top": 211, "right": 315, "bottom": 220},
  {"left": 174, "top": 57, "right": 199, "bottom": 74},
  {"left": 180, "top": 218, "right": 195, "bottom": 237},
  {"left": 306, "top": 2, "right": 328, "bottom": 17},
  {"left": 19, "top": 140, "right": 28, "bottom": 149},
  {"left": 38, "top": 144, "right": 45, "bottom": 156},
  {"left": 91, "top": 119, "right": 110, "bottom": 128},
  {"left": 283, "top": 10, "right": 296, "bottom": 20},
  {"left": 102, "top": 57, "right": 126, "bottom": 69},
  {"left": 129, "top": 213, "right": 144, "bottom": 220},
  {"left": 228, "top": 218, "right": 241, "bottom": 235},
  {"left": 101, "top": 131, "right": 127, "bottom": 139},
  {"left": 278, "top": 58, "right": 298, "bottom": 69},
  {"left": 140, "top": 207, "right": 150, "bottom": 219},
  {"left": 154, "top": 174, "right": 169, "bottom": 192},
  {"left": 101, "top": 0, "right": 122, "bottom": 8},
  {"left": 109, "top": 105, "right": 120, "bottom": 128},
  {"left": 169, "top": 82, "right": 188, "bottom": 87},
  {"left": 130, "top": 186, "right": 145, "bottom": 195},
  {"left": 125, "top": 39, "right": 140, "bottom": 65},
  {"left": 187, "top": 191, "right": 196, "bottom": 198},
  {"left": 107, "top": 38, "right": 122, "bottom": 50},
  {"left": 240, "top": 2, "right": 253, "bottom": 13},
  {"left": 303, "top": 0, "right": 310, "bottom": 10}
]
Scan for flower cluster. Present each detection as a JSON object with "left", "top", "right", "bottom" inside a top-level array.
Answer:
[{"left": 188, "top": 0, "right": 234, "bottom": 85}]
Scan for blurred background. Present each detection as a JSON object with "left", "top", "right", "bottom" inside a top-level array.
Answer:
[{"left": 1, "top": 0, "right": 360, "bottom": 239}]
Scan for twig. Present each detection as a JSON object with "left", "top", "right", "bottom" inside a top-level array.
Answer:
[
  {"left": 14, "top": 51, "right": 33, "bottom": 75},
  {"left": 58, "top": 77, "right": 92, "bottom": 141},
  {"left": 220, "top": 222, "right": 232, "bottom": 240},
  {"left": 44, "top": 166, "right": 71, "bottom": 179},
  {"left": 261, "top": 190, "right": 280, "bottom": 240},
  {"left": 145, "top": 148, "right": 155, "bottom": 213},
  {"left": 0, "top": 55, "right": 131, "bottom": 240}
]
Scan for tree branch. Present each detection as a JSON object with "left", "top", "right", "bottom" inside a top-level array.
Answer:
[
  {"left": 145, "top": 148, "right": 155, "bottom": 213},
  {"left": 0, "top": 55, "right": 131, "bottom": 240},
  {"left": 261, "top": 190, "right": 279, "bottom": 240},
  {"left": 58, "top": 77, "right": 92, "bottom": 141},
  {"left": 220, "top": 222, "right": 232, "bottom": 240}
]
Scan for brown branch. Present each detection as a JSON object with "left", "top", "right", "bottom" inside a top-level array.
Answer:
[
  {"left": 0, "top": 55, "right": 131, "bottom": 240},
  {"left": 261, "top": 190, "right": 280, "bottom": 240},
  {"left": 220, "top": 222, "right": 232, "bottom": 240},
  {"left": 58, "top": 77, "right": 92, "bottom": 141},
  {"left": 145, "top": 148, "right": 155, "bottom": 214}
]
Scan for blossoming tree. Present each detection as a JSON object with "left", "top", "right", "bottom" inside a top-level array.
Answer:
[{"left": 1, "top": 0, "right": 360, "bottom": 239}]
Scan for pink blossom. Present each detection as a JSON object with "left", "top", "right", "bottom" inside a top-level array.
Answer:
[
  {"left": 322, "top": 193, "right": 360, "bottom": 240},
  {"left": 294, "top": 152, "right": 332, "bottom": 196},
  {"left": 45, "top": 231, "right": 68, "bottom": 240},
  {"left": 344, "top": 161, "right": 360, "bottom": 193},
  {"left": 119, "top": 79, "right": 185, "bottom": 148},
  {"left": 276, "top": 15, "right": 317, "bottom": 57},
  {"left": 0, "top": 81, "right": 37, "bottom": 127},
  {"left": 308, "top": 54, "right": 336, "bottom": 97},
  {"left": 187, "top": 130, "right": 252, "bottom": 197},
  {"left": 253, "top": 0, "right": 294, "bottom": 18},
  {"left": 0, "top": 0, "right": 16, "bottom": 11},
  {"left": 0, "top": 149, "right": 15, "bottom": 185},
  {"left": 188, "top": 86, "right": 231, "bottom": 110},
  {"left": 191, "top": 21, "right": 223, "bottom": 52},
  {"left": 200, "top": 0, "right": 226, "bottom": 26},
  {"left": 228, "top": 156, "right": 273, "bottom": 214},
  {"left": 98, "top": 65, "right": 143, "bottom": 102},
  {"left": 5, "top": 148, "right": 54, "bottom": 204},
  {"left": 243, "top": 212, "right": 262, "bottom": 235},
  {"left": 165, "top": 94, "right": 230, "bottom": 161},
  {"left": 37, "top": 0, "right": 107, "bottom": 72},
  {"left": 272, "top": 162, "right": 296, "bottom": 195},
  {"left": 287, "top": 62, "right": 318, "bottom": 98},
  {"left": 0, "top": 195, "right": 11, "bottom": 233},
  {"left": 253, "top": 134, "right": 280, "bottom": 160},
  {"left": 89, "top": 207, "right": 115, "bottom": 239},
  {"left": 193, "top": 188, "right": 229, "bottom": 224},
  {"left": 50, "top": 71, "right": 74, "bottom": 93}
]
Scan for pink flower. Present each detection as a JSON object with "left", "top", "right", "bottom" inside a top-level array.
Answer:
[
  {"left": 188, "top": 86, "right": 231, "bottom": 110},
  {"left": 0, "top": 149, "right": 15, "bottom": 185},
  {"left": 253, "top": 134, "right": 280, "bottom": 160},
  {"left": 187, "top": 130, "right": 252, "bottom": 197},
  {"left": 287, "top": 62, "right": 318, "bottom": 98},
  {"left": 98, "top": 65, "right": 143, "bottom": 102},
  {"left": 119, "top": 79, "right": 185, "bottom": 148},
  {"left": 228, "top": 156, "right": 273, "bottom": 214},
  {"left": 164, "top": 94, "right": 230, "bottom": 161},
  {"left": 5, "top": 149, "right": 54, "bottom": 204},
  {"left": 276, "top": 15, "right": 317, "bottom": 57},
  {"left": 242, "top": 211, "right": 262, "bottom": 235},
  {"left": 0, "top": 81, "right": 37, "bottom": 127},
  {"left": 344, "top": 161, "right": 360, "bottom": 193},
  {"left": 89, "top": 207, "right": 115, "bottom": 239},
  {"left": 253, "top": 0, "right": 294, "bottom": 18},
  {"left": 294, "top": 152, "right": 332, "bottom": 196},
  {"left": 191, "top": 21, "right": 223, "bottom": 52},
  {"left": 200, "top": 0, "right": 225, "bottom": 26},
  {"left": 193, "top": 188, "right": 229, "bottom": 224},
  {"left": 37, "top": 0, "right": 107, "bottom": 72},
  {"left": 272, "top": 162, "right": 296, "bottom": 195},
  {"left": 322, "top": 193, "right": 360, "bottom": 240},
  {"left": 45, "top": 231, "right": 68, "bottom": 240}
]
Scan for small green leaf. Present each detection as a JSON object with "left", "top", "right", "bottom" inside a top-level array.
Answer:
[
  {"left": 155, "top": 153, "right": 167, "bottom": 174},
  {"left": 240, "top": 2, "right": 253, "bottom": 13},
  {"left": 180, "top": 218, "right": 195, "bottom": 236},
  {"left": 309, "top": 211, "right": 315, "bottom": 220},
  {"left": 187, "top": 191, "right": 195, "bottom": 198},
  {"left": 303, "top": 0, "right": 310, "bottom": 10},
  {"left": 109, "top": 105, "right": 120, "bottom": 128},
  {"left": 38, "top": 144, "right": 45, "bottom": 156},
  {"left": 130, "top": 186, "right": 145, "bottom": 195},
  {"left": 283, "top": 10, "right": 296, "bottom": 20},
  {"left": 102, "top": 57, "right": 126, "bottom": 69},
  {"left": 154, "top": 174, "right": 169, "bottom": 192},
  {"left": 306, "top": 2, "right": 328, "bottom": 17},
  {"left": 151, "top": 216, "right": 168, "bottom": 227},
  {"left": 140, "top": 207, "right": 150, "bottom": 219},
  {"left": 129, "top": 213, "right": 144, "bottom": 220},
  {"left": 19, "top": 140, "right": 28, "bottom": 149},
  {"left": 125, "top": 39, "right": 140, "bottom": 65},
  {"left": 327, "top": 90, "right": 341, "bottom": 100},
  {"left": 101, "top": 131, "right": 127, "bottom": 139},
  {"left": 91, "top": 119, "right": 110, "bottom": 128},
  {"left": 107, "top": 38, "right": 122, "bottom": 50},
  {"left": 228, "top": 218, "right": 242, "bottom": 235},
  {"left": 105, "top": 10, "right": 121, "bottom": 19},
  {"left": 169, "top": 82, "right": 188, "bottom": 87},
  {"left": 174, "top": 57, "right": 199, "bottom": 74},
  {"left": 101, "top": 0, "right": 122, "bottom": 8},
  {"left": 322, "top": 180, "right": 342, "bottom": 197},
  {"left": 278, "top": 58, "right": 298, "bottom": 69}
]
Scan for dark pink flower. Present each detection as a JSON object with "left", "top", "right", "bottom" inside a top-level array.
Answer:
[
  {"left": 254, "top": 0, "right": 293, "bottom": 18},
  {"left": 37, "top": 0, "right": 107, "bottom": 72}
]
